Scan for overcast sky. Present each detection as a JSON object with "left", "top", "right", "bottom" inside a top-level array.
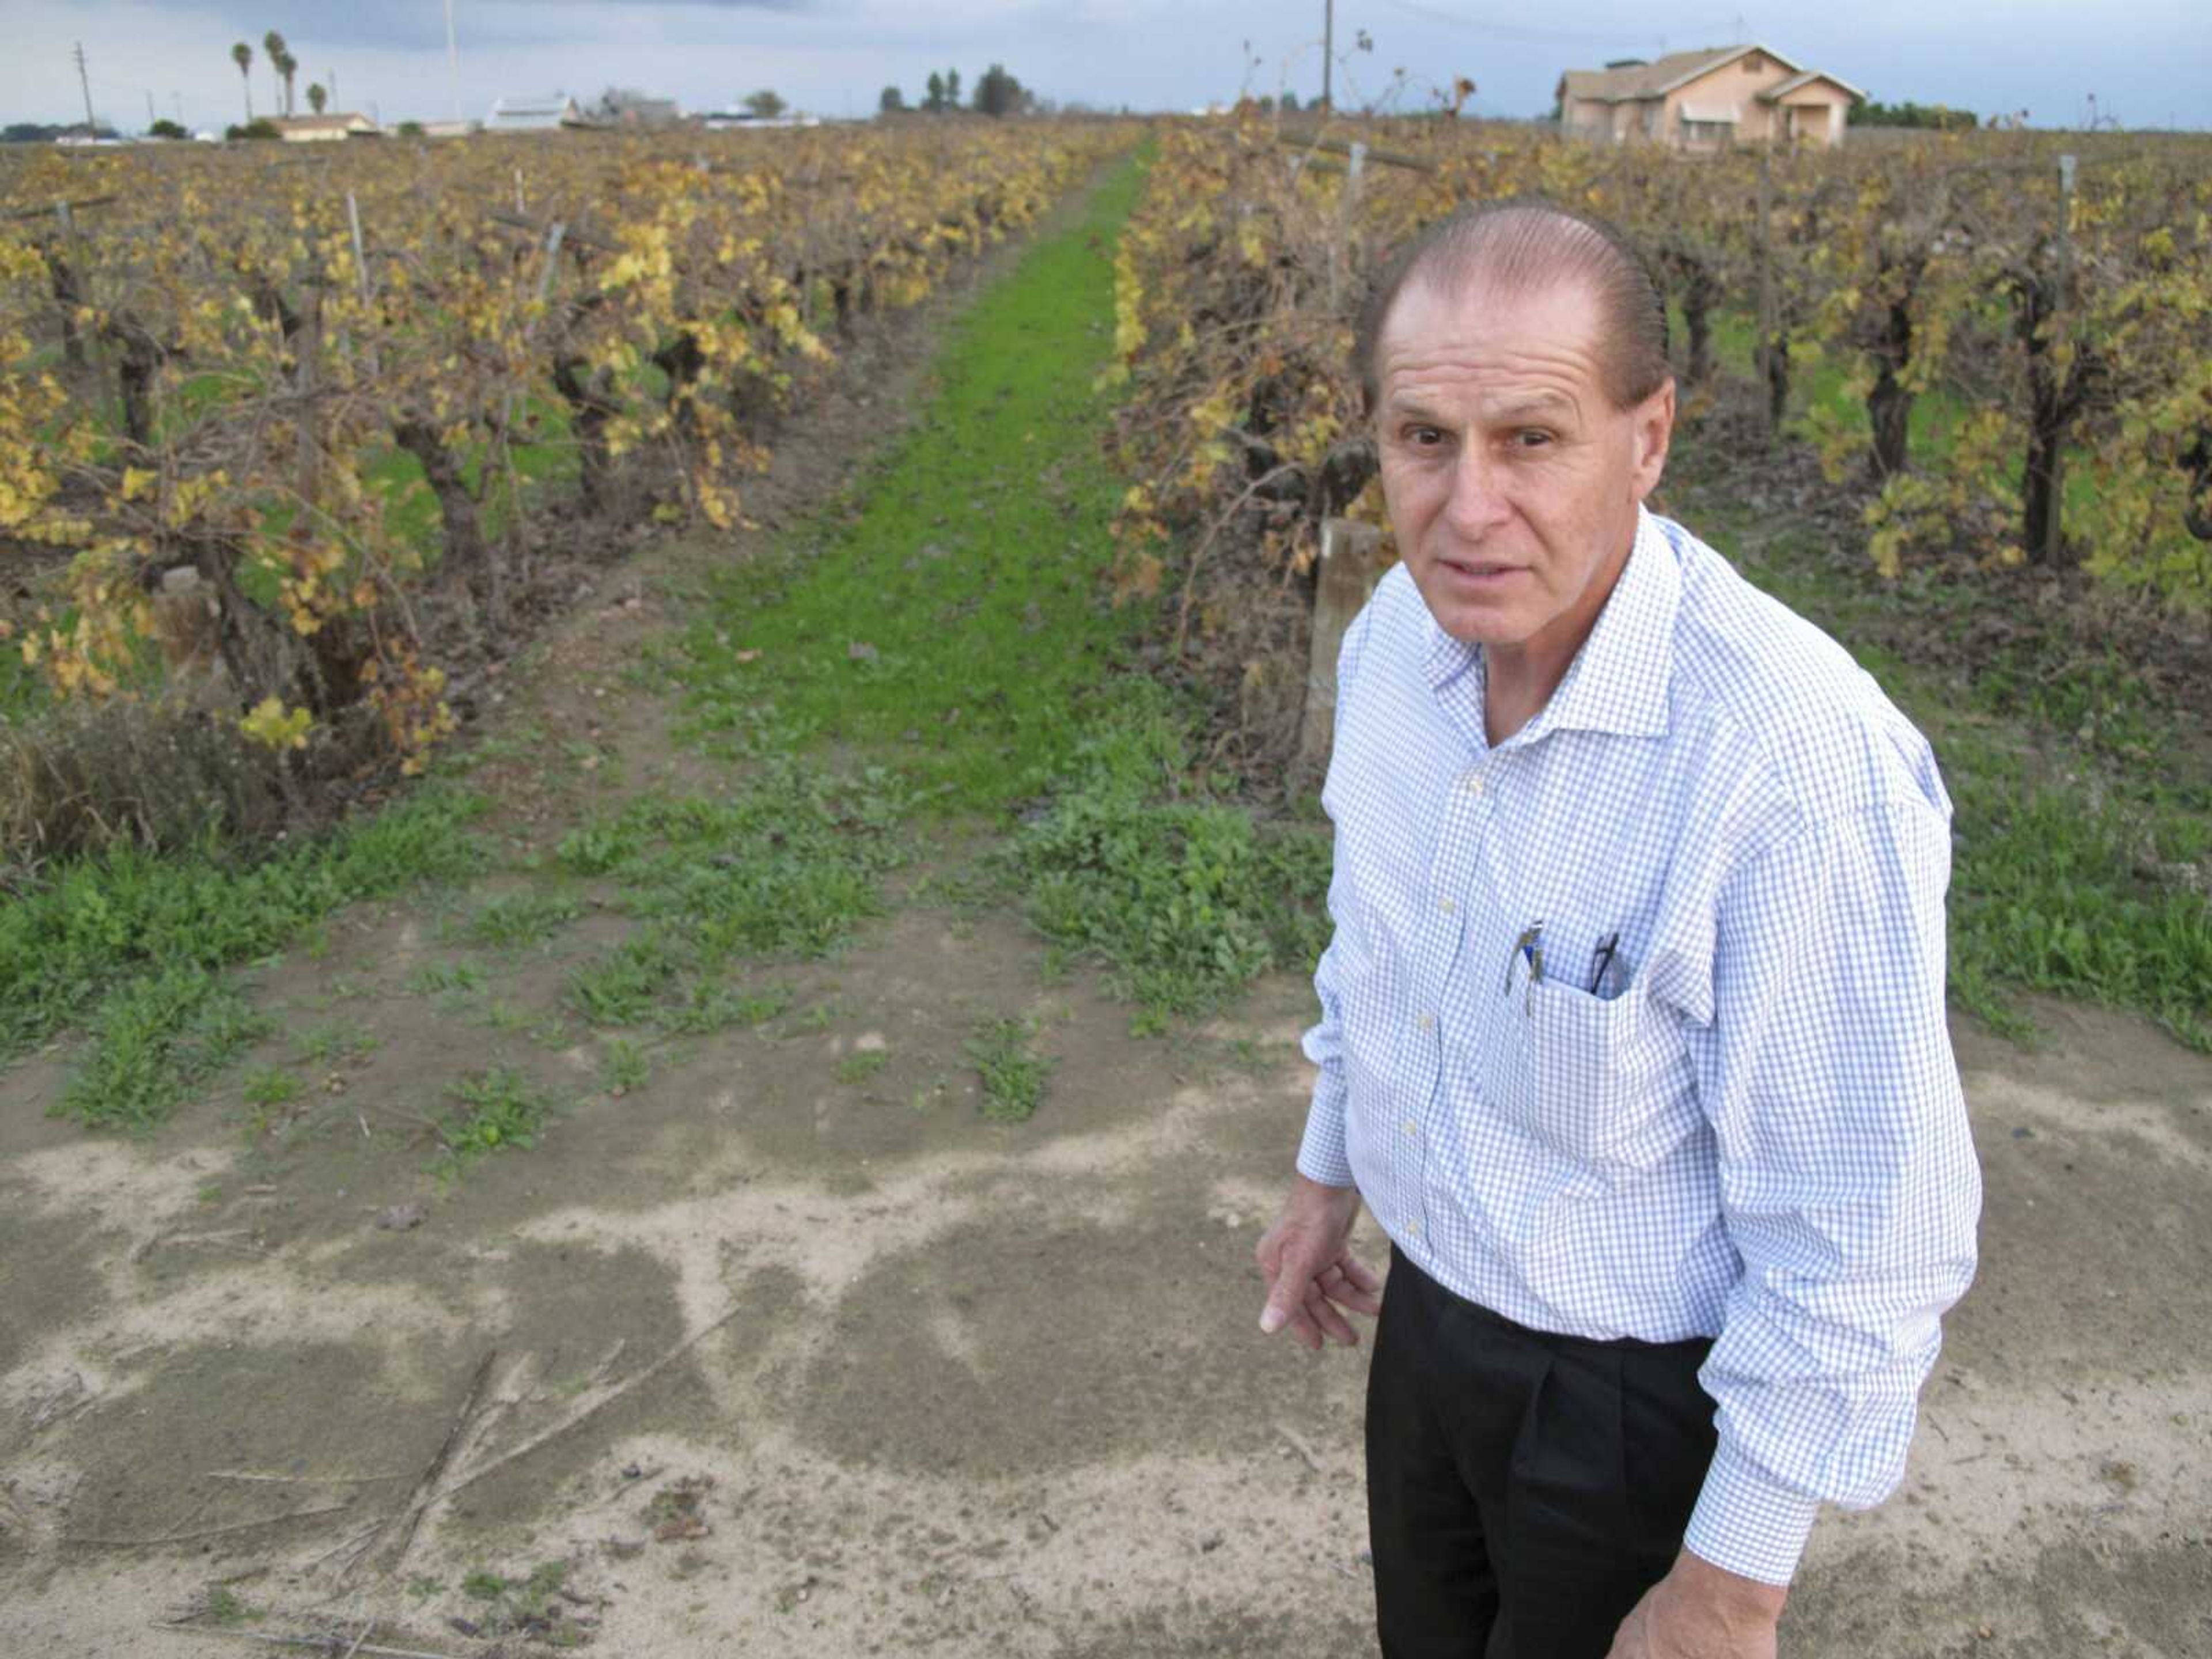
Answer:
[{"left": 11, "top": 0, "right": 2209, "bottom": 133}]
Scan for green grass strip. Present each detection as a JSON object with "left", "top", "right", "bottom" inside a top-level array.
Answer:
[{"left": 668, "top": 158, "right": 1150, "bottom": 814}]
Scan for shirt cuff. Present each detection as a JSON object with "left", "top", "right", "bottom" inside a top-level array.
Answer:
[
  {"left": 1294, "top": 1067, "right": 1355, "bottom": 1188},
  {"left": 1682, "top": 1438, "right": 1822, "bottom": 1587}
]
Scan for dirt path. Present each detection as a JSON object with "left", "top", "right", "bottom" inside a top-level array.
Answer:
[{"left": 5, "top": 170, "right": 2209, "bottom": 1659}]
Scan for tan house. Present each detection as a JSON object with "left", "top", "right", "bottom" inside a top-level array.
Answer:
[
  {"left": 270, "top": 112, "right": 381, "bottom": 143},
  {"left": 1557, "top": 45, "right": 1863, "bottom": 150}
]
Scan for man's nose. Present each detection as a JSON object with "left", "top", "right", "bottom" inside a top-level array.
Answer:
[{"left": 1443, "top": 445, "right": 1510, "bottom": 535}]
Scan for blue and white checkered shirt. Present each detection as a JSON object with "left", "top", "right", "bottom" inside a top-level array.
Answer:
[{"left": 1298, "top": 506, "right": 1982, "bottom": 1586}]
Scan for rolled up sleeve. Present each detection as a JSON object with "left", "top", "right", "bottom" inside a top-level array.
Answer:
[{"left": 1684, "top": 800, "right": 1982, "bottom": 1585}]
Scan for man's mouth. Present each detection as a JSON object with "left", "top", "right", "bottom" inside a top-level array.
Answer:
[{"left": 1440, "top": 558, "right": 1522, "bottom": 581}]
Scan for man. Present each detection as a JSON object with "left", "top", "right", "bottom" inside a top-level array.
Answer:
[{"left": 1253, "top": 202, "right": 1981, "bottom": 1658}]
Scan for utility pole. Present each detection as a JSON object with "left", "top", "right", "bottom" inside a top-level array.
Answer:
[
  {"left": 146, "top": 90, "right": 157, "bottom": 130},
  {"left": 445, "top": 0, "right": 463, "bottom": 122},
  {"left": 330, "top": 68, "right": 339, "bottom": 110},
  {"left": 1321, "top": 0, "right": 1333, "bottom": 111},
  {"left": 73, "top": 41, "right": 97, "bottom": 134}
]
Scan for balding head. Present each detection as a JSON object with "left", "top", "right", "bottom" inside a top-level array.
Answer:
[{"left": 1354, "top": 200, "right": 1672, "bottom": 418}]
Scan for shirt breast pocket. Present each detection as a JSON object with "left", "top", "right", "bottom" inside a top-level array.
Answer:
[{"left": 1492, "top": 977, "right": 1690, "bottom": 1185}]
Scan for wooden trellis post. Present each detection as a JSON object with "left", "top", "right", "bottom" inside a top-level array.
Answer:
[{"left": 1297, "top": 517, "right": 1387, "bottom": 778}]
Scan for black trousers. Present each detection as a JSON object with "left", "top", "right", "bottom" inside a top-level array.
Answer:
[{"left": 1366, "top": 1245, "right": 1720, "bottom": 1659}]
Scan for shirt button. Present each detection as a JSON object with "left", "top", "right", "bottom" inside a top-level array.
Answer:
[
  {"left": 1461, "top": 775, "right": 1484, "bottom": 796},
  {"left": 1402, "top": 1120, "right": 1419, "bottom": 1137},
  {"left": 1404, "top": 1221, "right": 1422, "bottom": 1238},
  {"left": 1415, "top": 1013, "right": 1435, "bottom": 1031},
  {"left": 1438, "top": 897, "right": 1456, "bottom": 914}
]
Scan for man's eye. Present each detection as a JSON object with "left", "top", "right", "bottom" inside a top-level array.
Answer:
[
  {"left": 1514, "top": 429, "right": 1554, "bottom": 449},
  {"left": 1407, "top": 426, "right": 1445, "bottom": 447}
]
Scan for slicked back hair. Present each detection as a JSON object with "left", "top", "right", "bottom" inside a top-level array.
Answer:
[{"left": 1354, "top": 199, "right": 1672, "bottom": 418}]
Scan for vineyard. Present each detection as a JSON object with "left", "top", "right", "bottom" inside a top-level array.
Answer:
[
  {"left": 1102, "top": 113, "right": 2212, "bottom": 683},
  {"left": 0, "top": 122, "right": 1124, "bottom": 857},
  {"left": 2, "top": 119, "right": 2210, "bottom": 1659}
]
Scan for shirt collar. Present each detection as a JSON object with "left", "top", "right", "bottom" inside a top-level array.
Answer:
[{"left": 1421, "top": 505, "right": 1680, "bottom": 747}]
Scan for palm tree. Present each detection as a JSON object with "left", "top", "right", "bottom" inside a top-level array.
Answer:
[
  {"left": 231, "top": 41, "right": 253, "bottom": 122},
  {"left": 307, "top": 82, "right": 328, "bottom": 115},
  {"left": 263, "top": 31, "right": 295, "bottom": 117}
]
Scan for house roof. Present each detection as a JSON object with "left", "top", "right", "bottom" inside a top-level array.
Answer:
[
  {"left": 1758, "top": 69, "right": 1867, "bottom": 103},
  {"left": 1557, "top": 43, "right": 1804, "bottom": 104},
  {"left": 271, "top": 113, "right": 374, "bottom": 132},
  {"left": 489, "top": 94, "right": 579, "bottom": 117}
]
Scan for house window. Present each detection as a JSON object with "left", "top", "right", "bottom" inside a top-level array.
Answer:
[{"left": 1679, "top": 112, "right": 1735, "bottom": 144}]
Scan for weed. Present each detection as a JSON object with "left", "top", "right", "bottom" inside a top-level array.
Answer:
[
  {"left": 407, "top": 960, "right": 486, "bottom": 997},
  {"left": 1945, "top": 752, "right": 2212, "bottom": 1050},
  {"left": 1007, "top": 687, "right": 1331, "bottom": 1032},
  {"left": 967, "top": 1017, "right": 1051, "bottom": 1123},
  {"left": 296, "top": 1021, "right": 377, "bottom": 1067},
  {"left": 58, "top": 968, "right": 274, "bottom": 1131},
  {"left": 243, "top": 1066, "right": 302, "bottom": 1108},
  {"left": 560, "top": 767, "right": 907, "bottom": 1028},
  {"left": 464, "top": 891, "right": 582, "bottom": 950},
  {"left": 203, "top": 1585, "right": 259, "bottom": 1626},
  {"left": 601, "top": 1037, "right": 650, "bottom": 1094},
  {"left": 569, "top": 929, "right": 688, "bottom": 1026},
  {"left": 658, "top": 979, "right": 792, "bottom": 1035},
  {"left": 4, "top": 787, "right": 486, "bottom": 1130},
  {"left": 437, "top": 1066, "right": 556, "bottom": 1175},
  {"left": 836, "top": 1050, "right": 888, "bottom": 1086}
]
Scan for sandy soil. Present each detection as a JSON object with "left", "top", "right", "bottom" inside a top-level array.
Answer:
[{"left": 4, "top": 187, "right": 2209, "bottom": 1659}]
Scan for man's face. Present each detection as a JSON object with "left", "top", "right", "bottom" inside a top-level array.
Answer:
[{"left": 1373, "top": 275, "right": 1673, "bottom": 652}]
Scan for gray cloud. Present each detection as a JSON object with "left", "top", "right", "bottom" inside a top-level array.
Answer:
[{"left": 13, "top": 0, "right": 2210, "bottom": 133}]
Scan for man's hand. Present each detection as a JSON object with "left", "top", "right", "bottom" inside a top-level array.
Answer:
[
  {"left": 1605, "top": 1549, "right": 1786, "bottom": 1659},
  {"left": 1254, "top": 1176, "right": 1384, "bottom": 1351}
]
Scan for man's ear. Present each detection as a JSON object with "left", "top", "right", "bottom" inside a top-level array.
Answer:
[{"left": 1632, "top": 378, "right": 1675, "bottom": 499}]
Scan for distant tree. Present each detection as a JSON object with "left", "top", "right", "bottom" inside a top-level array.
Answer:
[
  {"left": 924, "top": 71, "right": 945, "bottom": 112},
  {"left": 973, "top": 63, "right": 1028, "bottom": 118},
  {"left": 1279, "top": 89, "right": 1299, "bottom": 112},
  {"left": 1849, "top": 99, "right": 1978, "bottom": 130},
  {"left": 306, "top": 82, "right": 328, "bottom": 116},
  {"left": 397, "top": 119, "right": 425, "bottom": 137},
  {"left": 743, "top": 88, "right": 787, "bottom": 119},
  {"left": 231, "top": 41, "right": 254, "bottom": 123},
  {"left": 263, "top": 31, "right": 296, "bottom": 118},
  {"left": 945, "top": 68, "right": 962, "bottom": 107},
  {"left": 879, "top": 85, "right": 906, "bottom": 113},
  {"left": 149, "top": 118, "right": 188, "bottom": 139},
  {"left": 225, "top": 118, "right": 280, "bottom": 141}
]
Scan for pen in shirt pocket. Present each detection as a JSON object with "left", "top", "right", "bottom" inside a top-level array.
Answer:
[
  {"left": 1588, "top": 931, "right": 1623, "bottom": 997},
  {"left": 1503, "top": 922, "right": 1544, "bottom": 999}
]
